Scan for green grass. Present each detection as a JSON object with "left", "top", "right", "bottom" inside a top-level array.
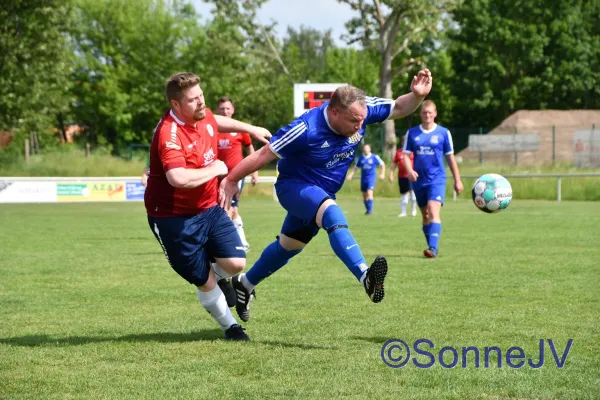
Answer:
[{"left": 1, "top": 197, "right": 599, "bottom": 399}]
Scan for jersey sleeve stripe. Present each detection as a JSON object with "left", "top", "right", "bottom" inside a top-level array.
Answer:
[
  {"left": 402, "top": 131, "right": 412, "bottom": 153},
  {"left": 445, "top": 130, "right": 454, "bottom": 155},
  {"left": 270, "top": 122, "right": 307, "bottom": 152}
]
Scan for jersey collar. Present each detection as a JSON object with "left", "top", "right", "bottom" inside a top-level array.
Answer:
[
  {"left": 323, "top": 106, "right": 342, "bottom": 136},
  {"left": 170, "top": 109, "right": 196, "bottom": 128},
  {"left": 419, "top": 123, "right": 437, "bottom": 134}
]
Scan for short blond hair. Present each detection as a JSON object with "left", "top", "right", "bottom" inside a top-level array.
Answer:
[{"left": 421, "top": 100, "right": 437, "bottom": 110}]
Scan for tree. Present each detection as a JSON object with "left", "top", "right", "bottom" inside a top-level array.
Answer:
[
  {"left": 71, "top": 0, "right": 203, "bottom": 151},
  {"left": 0, "top": 0, "right": 74, "bottom": 144},
  {"left": 448, "top": 0, "right": 600, "bottom": 128},
  {"left": 338, "top": 0, "right": 460, "bottom": 159}
]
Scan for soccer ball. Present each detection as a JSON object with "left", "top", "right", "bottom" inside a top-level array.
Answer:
[{"left": 471, "top": 174, "right": 513, "bottom": 213}]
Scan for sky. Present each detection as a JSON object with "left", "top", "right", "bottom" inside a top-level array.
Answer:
[{"left": 190, "top": 0, "right": 358, "bottom": 46}]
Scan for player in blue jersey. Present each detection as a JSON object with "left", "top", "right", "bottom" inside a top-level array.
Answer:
[
  {"left": 219, "top": 69, "right": 433, "bottom": 321},
  {"left": 403, "top": 100, "right": 464, "bottom": 259},
  {"left": 346, "top": 144, "right": 385, "bottom": 214}
]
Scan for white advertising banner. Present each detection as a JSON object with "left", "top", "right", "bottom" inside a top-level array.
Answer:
[{"left": 0, "top": 181, "right": 57, "bottom": 203}]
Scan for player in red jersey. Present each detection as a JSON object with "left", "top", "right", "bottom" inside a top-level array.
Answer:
[
  {"left": 389, "top": 135, "right": 417, "bottom": 217},
  {"left": 144, "top": 72, "right": 270, "bottom": 341},
  {"left": 215, "top": 96, "right": 259, "bottom": 253}
]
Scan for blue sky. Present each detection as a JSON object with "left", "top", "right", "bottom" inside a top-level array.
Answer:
[{"left": 190, "top": 0, "right": 358, "bottom": 46}]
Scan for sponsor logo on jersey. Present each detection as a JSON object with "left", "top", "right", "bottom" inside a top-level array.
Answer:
[{"left": 325, "top": 148, "right": 355, "bottom": 168}]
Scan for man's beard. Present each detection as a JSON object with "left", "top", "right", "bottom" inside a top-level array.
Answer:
[{"left": 194, "top": 108, "right": 206, "bottom": 120}]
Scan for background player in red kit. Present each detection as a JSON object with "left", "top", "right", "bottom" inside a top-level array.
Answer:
[
  {"left": 389, "top": 135, "right": 417, "bottom": 217},
  {"left": 144, "top": 72, "right": 270, "bottom": 341},
  {"left": 215, "top": 96, "right": 259, "bottom": 252}
]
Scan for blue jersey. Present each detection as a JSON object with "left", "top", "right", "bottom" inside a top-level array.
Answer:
[
  {"left": 402, "top": 124, "right": 454, "bottom": 190},
  {"left": 270, "top": 97, "right": 395, "bottom": 197},
  {"left": 355, "top": 154, "right": 384, "bottom": 182}
]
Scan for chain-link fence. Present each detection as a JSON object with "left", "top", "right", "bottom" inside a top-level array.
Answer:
[{"left": 363, "top": 123, "right": 599, "bottom": 167}]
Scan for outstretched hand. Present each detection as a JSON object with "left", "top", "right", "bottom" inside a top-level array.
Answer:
[
  {"left": 219, "top": 177, "right": 239, "bottom": 210},
  {"left": 410, "top": 69, "right": 432, "bottom": 98},
  {"left": 249, "top": 127, "right": 272, "bottom": 145}
]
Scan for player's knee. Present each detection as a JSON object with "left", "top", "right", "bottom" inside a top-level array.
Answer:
[
  {"left": 218, "top": 258, "right": 246, "bottom": 274},
  {"left": 276, "top": 239, "right": 303, "bottom": 258},
  {"left": 321, "top": 204, "right": 348, "bottom": 234}
]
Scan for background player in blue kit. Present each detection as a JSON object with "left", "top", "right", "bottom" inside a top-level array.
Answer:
[
  {"left": 346, "top": 144, "right": 385, "bottom": 214},
  {"left": 219, "top": 69, "right": 433, "bottom": 322},
  {"left": 403, "top": 100, "right": 464, "bottom": 259}
]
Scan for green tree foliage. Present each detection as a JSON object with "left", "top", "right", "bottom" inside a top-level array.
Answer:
[
  {"left": 0, "top": 0, "right": 74, "bottom": 142},
  {"left": 338, "top": 0, "right": 460, "bottom": 159},
  {"left": 71, "top": 0, "right": 204, "bottom": 151},
  {"left": 448, "top": 0, "right": 600, "bottom": 128}
]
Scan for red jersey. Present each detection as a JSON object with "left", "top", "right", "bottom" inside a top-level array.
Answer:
[
  {"left": 217, "top": 132, "right": 252, "bottom": 170},
  {"left": 393, "top": 149, "right": 414, "bottom": 178},
  {"left": 145, "top": 109, "right": 219, "bottom": 217}
]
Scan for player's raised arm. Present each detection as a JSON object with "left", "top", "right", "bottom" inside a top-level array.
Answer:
[
  {"left": 214, "top": 114, "right": 271, "bottom": 144},
  {"left": 389, "top": 69, "right": 432, "bottom": 120}
]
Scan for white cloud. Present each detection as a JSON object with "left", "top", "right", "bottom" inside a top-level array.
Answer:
[{"left": 191, "top": 0, "right": 358, "bottom": 46}]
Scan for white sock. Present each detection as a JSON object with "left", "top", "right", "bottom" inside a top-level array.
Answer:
[
  {"left": 410, "top": 192, "right": 417, "bottom": 211},
  {"left": 212, "top": 262, "right": 232, "bottom": 280},
  {"left": 359, "top": 264, "right": 368, "bottom": 285},
  {"left": 240, "top": 273, "right": 256, "bottom": 293},
  {"left": 233, "top": 216, "right": 249, "bottom": 246},
  {"left": 401, "top": 193, "right": 409, "bottom": 214},
  {"left": 197, "top": 286, "right": 237, "bottom": 330}
]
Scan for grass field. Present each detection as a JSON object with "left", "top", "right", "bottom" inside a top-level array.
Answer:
[{"left": 1, "top": 197, "right": 599, "bottom": 399}]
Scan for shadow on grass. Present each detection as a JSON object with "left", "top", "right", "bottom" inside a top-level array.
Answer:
[
  {"left": 0, "top": 332, "right": 336, "bottom": 350},
  {"left": 350, "top": 335, "right": 395, "bottom": 345}
]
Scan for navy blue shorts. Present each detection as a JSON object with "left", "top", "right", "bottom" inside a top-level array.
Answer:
[
  {"left": 148, "top": 206, "right": 246, "bottom": 286},
  {"left": 232, "top": 178, "right": 245, "bottom": 208},
  {"left": 275, "top": 180, "right": 329, "bottom": 244}
]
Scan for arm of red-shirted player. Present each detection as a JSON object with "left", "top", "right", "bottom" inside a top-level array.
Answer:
[
  {"left": 214, "top": 115, "right": 271, "bottom": 145},
  {"left": 218, "top": 145, "right": 277, "bottom": 209},
  {"left": 245, "top": 143, "right": 260, "bottom": 185},
  {"left": 166, "top": 160, "right": 228, "bottom": 189}
]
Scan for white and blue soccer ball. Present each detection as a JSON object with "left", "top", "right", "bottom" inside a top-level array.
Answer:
[{"left": 471, "top": 173, "right": 513, "bottom": 213}]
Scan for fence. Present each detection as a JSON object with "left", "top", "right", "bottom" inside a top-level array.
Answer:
[
  {"left": 364, "top": 123, "right": 599, "bottom": 167},
  {"left": 454, "top": 173, "right": 600, "bottom": 202}
]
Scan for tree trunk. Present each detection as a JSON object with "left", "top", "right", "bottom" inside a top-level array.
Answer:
[{"left": 379, "top": 59, "right": 396, "bottom": 161}]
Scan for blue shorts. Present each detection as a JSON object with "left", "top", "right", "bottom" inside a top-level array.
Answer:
[
  {"left": 360, "top": 179, "right": 376, "bottom": 192},
  {"left": 414, "top": 184, "right": 446, "bottom": 208},
  {"left": 275, "top": 181, "right": 329, "bottom": 244},
  {"left": 232, "top": 178, "right": 245, "bottom": 208},
  {"left": 148, "top": 206, "right": 246, "bottom": 286}
]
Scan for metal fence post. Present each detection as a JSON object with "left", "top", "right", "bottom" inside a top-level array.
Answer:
[
  {"left": 479, "top": 127, "right": 483, "bottom": 166},
  {"left": 514, "top": 126, "right": 518, "bottom": 165},
  {"left": 557, "top": 176, "right": 562, "bottom": 202},
  {"left": 552, "top": 125, "right": 556, "bottom": 167}
]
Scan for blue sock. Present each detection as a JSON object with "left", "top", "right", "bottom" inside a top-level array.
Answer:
[
  {"left": 422, "top": 224, "right": 431, "bottom": 243},
  {"left": 363, "top": 200, "right": 368, "bottom": 212},
  {"left": 427, "top": 223, "right": 442, "bottom": 251},
  {"left": 246, "top": 239, "right": 302, "bottom": 286},
  {"left": 366, "top": 199, "right": 373, "bottom": 213},
  {"left": 322, "top": 205, "right": 367, "bottom": 282}
]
